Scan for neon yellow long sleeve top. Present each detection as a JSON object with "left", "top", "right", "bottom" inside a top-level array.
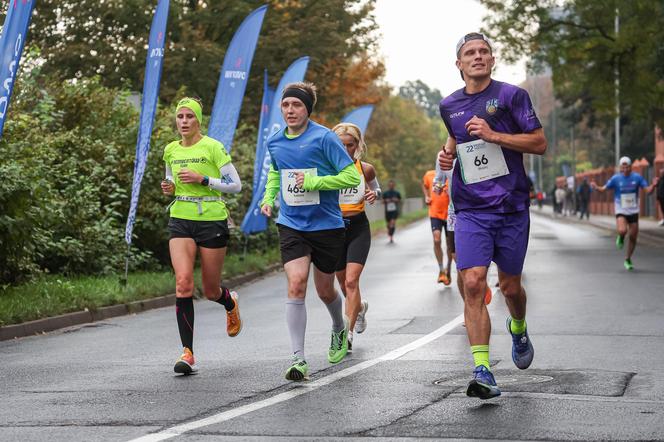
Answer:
[{"left": 260, "top": 163, "right": 361, "bottom": 208}]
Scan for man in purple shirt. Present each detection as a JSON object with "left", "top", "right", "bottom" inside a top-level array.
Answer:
[{"left": 438, "top": 32, "right": 547, "bottom": 400}]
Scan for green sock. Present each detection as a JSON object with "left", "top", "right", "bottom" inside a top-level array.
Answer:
[
  {"left": 510, "top": 317, "right": 526, "bottom": 335},
  {"left": 471, "top": 345, "right": 490, "bottom": 369}
]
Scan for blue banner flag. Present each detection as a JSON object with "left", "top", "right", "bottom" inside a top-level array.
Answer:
[
  {"left": 341, "top": 104, "right": 375, "bottom": 135},
  {"left": 208, "top": 5, "right": 267, "bottom": 152},
  {"left": 0, "top": 0, "right": 36, "bottom": 138},
  {"left": 240, "top": 57, "right": 309, "bottom": 235},
  {"left": 252, "top": 69, "right": 274, "bottom": 192},
  {"left": 124, "top": 0, "right": 170, "bottom": 245}
]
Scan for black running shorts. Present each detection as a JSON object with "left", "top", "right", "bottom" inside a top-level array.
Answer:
[
  {"left": 277, "top": 224, "right": 345, "bottom": 274},
  {"left": 336, "top": 212, "right": 371, "bottom": 271},
  {"left": 430, "top": 217, "right": 447, "bottom": 232},
  {"left": 385, "top": 210, "right": 399, "bottom": 221},
  {"left": 616, "top": 213, "right": 639, "bottom": 224},
  {"left": 168, "top": 217, "right": 229, "bottom": 248}
]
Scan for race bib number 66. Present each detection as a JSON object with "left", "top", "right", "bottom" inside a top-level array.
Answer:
[
  {"left": 281, "top": 168, "right": 320, "bottom": 206},
  {"left": 457, "top": 140, "right": 509, "bottom": 184}
]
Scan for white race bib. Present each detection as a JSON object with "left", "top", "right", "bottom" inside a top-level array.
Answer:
[
  {"left": 386, "top": 202, "right": 397, "bottom": 212},
  {"left": 457, "top": 140, "right": 509, "bottom": 184},
  {"left": 620, "top": 193, "right": 637, "bottom": 209},
  {"left": 339, "top": 174, "right": 365, "bottom": 205},
  {"left": 281, "top": 168, "right": 320, "bottom": 206}
]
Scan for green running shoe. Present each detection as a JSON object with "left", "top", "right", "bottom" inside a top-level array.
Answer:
[
  {"left": 616, "top": 235, "right": 624, "bottom": 250},
  {"left": 624, "top": 258, "right": 634, "bottom": 271},
  {"left": 284, "top": 356, "right": 309, "bottom": 381},
  {"left": 328, "top": 316, "right": 349, "bottom": 364}
]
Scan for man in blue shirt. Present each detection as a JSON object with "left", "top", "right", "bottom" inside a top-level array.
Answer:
[
  {"left": 592, "top": 156, "right": 659, "bottom": 270},
  {"left": 260, "top": 82, "right": 361, "bottom": 381}
]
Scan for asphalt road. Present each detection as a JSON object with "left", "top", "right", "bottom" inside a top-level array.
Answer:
[{"left": 2, "top": 211, "right": 664, "bottom": 441}]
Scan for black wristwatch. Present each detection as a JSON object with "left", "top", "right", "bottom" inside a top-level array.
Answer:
[{"left": 200, "top": 176, "right": 209, "bottom": 186}]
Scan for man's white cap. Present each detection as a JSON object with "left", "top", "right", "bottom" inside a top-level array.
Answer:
[{"left": 619, "top": 156, "right": 631, "bottom": 166}]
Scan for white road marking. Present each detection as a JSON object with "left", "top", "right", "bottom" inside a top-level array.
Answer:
[{"left": 128, "top": 313, "right": 464, "bottom": 442}]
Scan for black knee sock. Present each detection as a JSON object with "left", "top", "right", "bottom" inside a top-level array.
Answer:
[
  {"left": 176, "top": 297, "right": 194, "bottom": 351},
  {"left": 388, "top": 226, "right": 395, "bottom": 236},
  {"left": 214, "top": 286, "right": 236, "bottom": 311}
]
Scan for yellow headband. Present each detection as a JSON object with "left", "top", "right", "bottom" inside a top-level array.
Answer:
[{"left": 176, "top": 98, "right": 202, "bottom": 125}]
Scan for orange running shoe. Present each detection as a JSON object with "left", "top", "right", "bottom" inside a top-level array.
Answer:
[
  {"left": 484, "top": 286, "right": 492, "bottom": 305},
  {"left": 226, "top": 291, "right": 242, "bottom": 337},
  {"left": 174, "top": 347, "right": 197, "bottom": 374},
  {"left": 437, "top": 271, "right": 450, "bottom": 285}
]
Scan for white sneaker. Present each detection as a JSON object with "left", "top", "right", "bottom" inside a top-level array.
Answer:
[
  {"left": 348, "top": 331, "right": 354, "bottom": 353},
  {"left": 659, "top": 219, "right": 664, "bottom": 226},
  {"left": 355, "top": 300, "right": 369, "bottom": 334}
]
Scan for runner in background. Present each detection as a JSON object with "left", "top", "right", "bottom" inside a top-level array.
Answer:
[
  {"left": 591, "top": 156, "right": 659, "bottom": 270},
  {"left": 333, "top": 123, "right": 381, "bottom": 351},
  {"left": 382, "top": 180, "right": 401, "bottom": 243},
  {"left": 260, "top": 82, "right": 361, "bottom": 381},
  {"left": 422, "top": 169, "right": 451, "bottom": 284},
  {"left": 161, "top": 97, "right": 243, "bottom": 375}
]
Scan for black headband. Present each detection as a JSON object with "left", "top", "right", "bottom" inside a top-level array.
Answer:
[{"left": 282, "top": 87, "right": 314, "bottom": 116}]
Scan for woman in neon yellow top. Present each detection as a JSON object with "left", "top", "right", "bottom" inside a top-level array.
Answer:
[{"left": 161, "top": 97, "right": 243, "bottom": 375}]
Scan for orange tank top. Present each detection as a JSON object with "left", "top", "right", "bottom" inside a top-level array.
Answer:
[{"left": 339, "top": 160, "right": 366, "bottom": 213}]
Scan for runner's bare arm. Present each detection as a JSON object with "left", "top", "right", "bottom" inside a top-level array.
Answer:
[
  {"left": 438, "top": 136, "right": 457, "bottom": 171},
  {"left": 464, "top": 116, "right": 546, "bottom": 155}
]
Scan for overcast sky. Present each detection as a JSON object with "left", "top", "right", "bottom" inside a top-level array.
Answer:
[{"left": 373, "top": 0, "right": 526, "bottom": 96}]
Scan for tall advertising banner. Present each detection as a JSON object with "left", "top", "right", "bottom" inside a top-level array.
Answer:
[
  {"left": 252, "top": 69, "right": 274, "bottom": 192},
  {"left": 124, "top": 0, "right": 170, "bottom": 246},
  {"left": 0, "top": 0, "right": 36, "bottom": 138},
  {"left": 240, "top": 57, "right": 309, "bottom": 235},
  {"left": 341, "top": 104, "right": 375, "bottom": 135},
  {"left": 208, "top": 5, "right": 267, "bottom": 152}
]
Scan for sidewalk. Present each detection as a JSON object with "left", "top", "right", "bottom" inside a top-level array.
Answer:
[{"left": 532, "top": 204, "right": 664, "bottom": 248}]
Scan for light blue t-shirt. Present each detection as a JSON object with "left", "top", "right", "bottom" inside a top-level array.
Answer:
[
  {"left": 267, "top": 120, "right": 353, "bottom": 231},
  {"left": 605, "top": 172, "right": 648, "bottom": 215}
]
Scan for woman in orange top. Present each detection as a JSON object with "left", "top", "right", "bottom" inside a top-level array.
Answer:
[{"left": 333, "top": 123, "right": 381, "bottom": 352}]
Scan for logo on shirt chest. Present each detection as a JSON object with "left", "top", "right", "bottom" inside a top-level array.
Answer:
[{"left": 486, "top": 98, "right": 499, "bottom": 115}]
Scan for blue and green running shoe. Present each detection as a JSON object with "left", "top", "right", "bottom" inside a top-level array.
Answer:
[
  {"left": 507, "top": 317, "right": 534, "bottom": 369},
  {"left": 624, "top": 258, "right": 634, "bottom": 271},
  {"left": 466, "top": 365, "right": 501, "bottom": 399}
]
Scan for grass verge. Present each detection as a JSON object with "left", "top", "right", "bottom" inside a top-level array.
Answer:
[
  {"left": 0, "top": 248, "right": 280, "bottom": 326},
  {"left": 0, "top": 210, "right": 429, "bottom": 328},
  {"left": 369, "top": 207, "right": 429, "bottom": 233}
]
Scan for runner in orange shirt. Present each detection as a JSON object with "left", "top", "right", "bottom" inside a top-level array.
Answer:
[{"left": 422, "top": 169, "right": 451, "bottom": 284}]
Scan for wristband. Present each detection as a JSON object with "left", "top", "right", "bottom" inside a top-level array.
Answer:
[{"left": 201, "top": 176, "right": 209, "bottom": 186}]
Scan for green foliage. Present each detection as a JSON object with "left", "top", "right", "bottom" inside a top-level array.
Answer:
[
  {"left": 398, "top": 80, "right": 443, "bottom": 119},
  {"left": 366, "top": 95, "right": 445, "bottom": 196},
  {"left": 480, "top": 0, "right": 664, "bottom": 128},
  {"left": 28, "top": 0, "right": 380, "bottom": 126}
]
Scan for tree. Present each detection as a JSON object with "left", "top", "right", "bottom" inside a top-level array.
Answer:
[
  {"left": 398, "top": 80, "right": 443, "bottom": 118},
  {"left": 480, "top": 0, "right": 664, "bottom": 130},
  {"left": 26, "top": 0, "right": 381, "bottom": 127}
]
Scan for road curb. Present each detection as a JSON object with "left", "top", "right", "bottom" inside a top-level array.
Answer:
[
  {"left": 0, "top": 263, "right": 282, "bottom": 342},
  {"left": 531, "top": 209, "right": 664, "bottom": 247}
]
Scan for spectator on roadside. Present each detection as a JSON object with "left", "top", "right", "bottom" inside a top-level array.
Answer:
[
  {"left": 554, "top": 184, "right": 566, "bottom": 216},
  {"left": 536, "top": 190, "right": 544, "bottom": 210},
  {"left": 577, "top": 178, "right": 592, "bottom": 220},
  {"left": 551, "top": 184, "right": 560, "bottom": 213}
]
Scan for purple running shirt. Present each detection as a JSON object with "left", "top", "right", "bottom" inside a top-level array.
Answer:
[{"left": 439, "top": 80, "right": 542, "bottom": 213}]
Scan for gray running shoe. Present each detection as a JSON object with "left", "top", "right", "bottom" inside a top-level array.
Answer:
[{"left": 355, "top": 300, "right": 369, "bottom": 334}]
